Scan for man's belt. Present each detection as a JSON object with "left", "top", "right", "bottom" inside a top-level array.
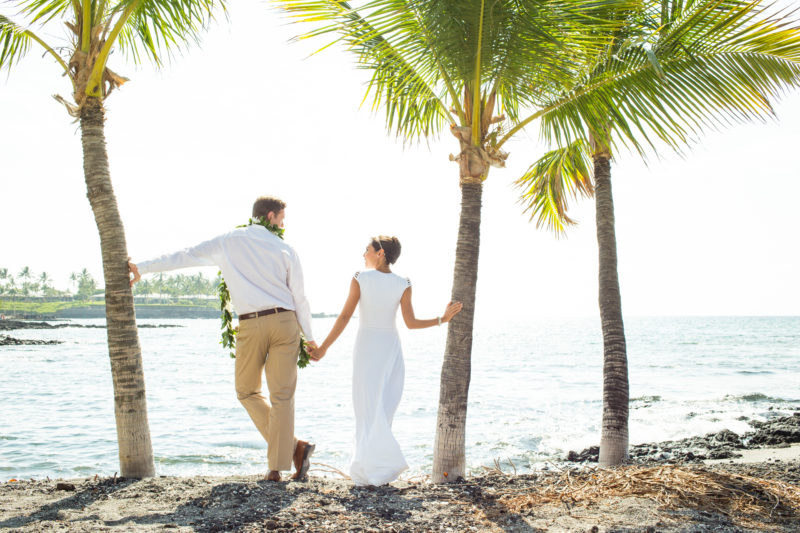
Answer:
[{"left": 238, "top": 307, "right": 292, "bottom": 321}]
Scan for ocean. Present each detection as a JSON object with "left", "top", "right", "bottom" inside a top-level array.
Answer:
[{"left": 1, "top": 316, "right": 798, "bottom": 480}]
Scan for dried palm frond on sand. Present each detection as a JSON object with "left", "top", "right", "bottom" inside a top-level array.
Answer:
[{"left": 501, "top": 465, "right": 800, "bottom": 529}]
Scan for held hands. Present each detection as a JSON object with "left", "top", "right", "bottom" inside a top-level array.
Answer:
[
  {"left": 305, "top": 340, "right": 318, "bottom": 355},
  {"left": 127, "top": 258, "right": 141, "bottom": 287},
  {"left": 440, "top": 301, "right": 463, "bottom": 324},
  {"left": 308, "top": 343, "right": 327, "bottom": 362}
]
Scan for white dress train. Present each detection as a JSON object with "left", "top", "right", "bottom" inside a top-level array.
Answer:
[{"left": 349, "top": 269, "right": 410, "bottom": 486}]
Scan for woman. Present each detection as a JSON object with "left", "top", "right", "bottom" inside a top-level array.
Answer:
[{"left": 309, "top": 236, "right": 462, "bottom": 486}]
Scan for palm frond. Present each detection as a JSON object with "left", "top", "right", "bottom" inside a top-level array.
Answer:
[
  {"left": 535, "top": 0, "right": 800, "bottom": 157},
  {"left": 275, "top": 0, "right": 645, "bottom": 141},
  {"left": 514, "top": 0, "right": 800, "bottom": 235},
  {"left": 0, "top": 13, "right": 69, "bottom": 79},
  {"left": 18, "top": 0, "right": 74, "bottom": 25},
  {"left": 516, "top": 139, "right": 594, "bottom": 235},
  {"left": 421, "top": 0, "right": 642, "bottom": 125},
  {"left": 0, "top": 14, "right": 33, "bottom": 69},
  {"left": 278, "top": 0, "right": 451, "bottom": 139},
  {"left": 115, "top": 0, "right": 226, "bottom": 67}
]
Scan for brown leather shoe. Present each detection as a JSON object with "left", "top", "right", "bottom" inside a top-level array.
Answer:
[
  {"left": 264, "top": 470, "right": 281, "bottom": 482},
  {"left": 290, "top": 440, "right": 315, "bottom": 481}
]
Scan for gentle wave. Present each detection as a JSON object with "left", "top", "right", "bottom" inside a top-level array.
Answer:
[
  {"left": 155, "top": 455, "right": 243, "bottom": 466},
  {"left": 723, "top": 393, "right": 796, "bottom": 403},
  {"left": 631, "top": 395, "right": 663, "bottom": 403}
]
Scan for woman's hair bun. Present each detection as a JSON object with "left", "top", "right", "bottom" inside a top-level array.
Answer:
[{"left": 371, "top": 235, "right": 401, "bottom": 265}]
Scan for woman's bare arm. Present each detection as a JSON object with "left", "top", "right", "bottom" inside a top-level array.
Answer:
[
  {"left": 311, "top": 278, "right": 360, "bottom": 361},
  {"left": 400, "top": 287, "right": 462, "bottom": 330}
]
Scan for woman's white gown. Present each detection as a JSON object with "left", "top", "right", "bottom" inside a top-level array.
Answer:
[{"left": 349, "top": 269, "right": 410, "bottom": 486}]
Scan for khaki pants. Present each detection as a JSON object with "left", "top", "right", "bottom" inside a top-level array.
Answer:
[{"left": 235, "top": 311, "right": 300, "bottom": 471}]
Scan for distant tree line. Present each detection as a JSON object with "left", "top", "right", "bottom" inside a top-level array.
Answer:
[
  {"left": 0, "top": 266, "right": 79, "bottom": 299},
  {"left": 132, "top": 272, "right": 220, "bottom": 302},
  {"left": 0, "top": 266, "right": 219, "bottom": 302}
]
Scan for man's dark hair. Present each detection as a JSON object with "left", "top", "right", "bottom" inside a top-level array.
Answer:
[
  {"left": 371, "top": 236, "right": 402, "bottom": 265},
  {"left": 252, "top": 196, "right": 286, "bottom": 219}
]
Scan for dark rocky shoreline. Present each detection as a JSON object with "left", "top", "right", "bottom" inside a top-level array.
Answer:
[
  {"left": 567, "top": 411, "right": 800, "bottom": 464},
  {"left": 0, "top": 335, "right": 63, "bottom": 346},
  {"left": 0, "top": 320, "right": 183, "bottom": 331},
  {"left": 0, "top": 320, "right": 183, "bottom": 347}
]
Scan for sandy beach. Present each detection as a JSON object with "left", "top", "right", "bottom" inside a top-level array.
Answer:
[
  {"left": 1, "top": 455, "right": 799, "bottom": 532},
  {"left": 2, "top": 432, "right": 799, "bottom": 533},
  {"left": 705, "top": 444, "right": 800, "bottom": 465}
]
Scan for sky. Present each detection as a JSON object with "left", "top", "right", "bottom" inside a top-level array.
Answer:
[{"left": 1, "top": 2, "right": 799, "bottom": 319}]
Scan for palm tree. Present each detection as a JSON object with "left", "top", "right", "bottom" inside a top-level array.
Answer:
[
  {"left": 4, "top": 276, "right": 19, "bottom": 316},
  {"left": 154, "top": 272, "right": 166, "bottom": 303},
  {"left": 17, "top": 266, "right": 32, "bottom": 284},
  {"left": 68, "top": 271, "right": 79, "bottom": 297},
  {"left": 20, "top": 278, "right": 36, "bottom": 298},
  {"left": 16, "top": 266, "right": 39, "bottom": 299},
  {"left": 134, "top": 278, "right": 153, "bottom": 302},
  {"left": 77, "top": 268, "right": 98, "bottom": 301},
  {"left": 5, "top": 276, "right": 17, "bottom": 296},
  {"left": 38, "top": 271, "right": 53, "bottom": 298},
  {"left": 1, "top": 0, "right": 225, "bottom": 477},
  {"left": 0, "top": 268, "right": 8, "bottom": 296},
  {"left": 190, "top": 272, "right": 205, "bottom": 297},
  {"left": 516, "top": 0, "right": 800, "bottom": 465},
  {"left": 277, "top": 0, "right": 650, "bottom": 481}
]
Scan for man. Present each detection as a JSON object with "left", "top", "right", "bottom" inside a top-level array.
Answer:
[{"left": 128, "top": 196, "right": 316, "bottom": 482}]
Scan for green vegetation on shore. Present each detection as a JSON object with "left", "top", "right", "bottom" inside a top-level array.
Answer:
[
  {"left": 0, "top": 298, "right": 336, "bottom": 320},
  {"left": 1, "top": 267, "right": 222, "bottom": 319},
  {"left": 1, "top": 268, "right": 336, "bottom": 320},
  {"left": 1, "top": 266, "right": 220, "bottom": 301},
  {"left": 0, "top": 299, "right": 104, "bottom": 316},
  {"left": 0, "top": 299, "right": 218, "bottom": 320}
]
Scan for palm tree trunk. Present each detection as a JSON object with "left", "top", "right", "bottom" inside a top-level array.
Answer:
[
  {"left": 432, "top": 181, "right": 482, "bottom": 483},
  {"left": 593, "top": 152, "right": 629, "bottom": 467},
  {"left": 80, "top": 98, "right": 155, "bottom": 478}
]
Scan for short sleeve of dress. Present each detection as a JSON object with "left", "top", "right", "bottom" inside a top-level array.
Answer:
[
  {"left": 353, "top": 271, "right": 361, "bottom": 283},
  {"left": 398, "top": 276, "right": 411, "bottom": 298}
]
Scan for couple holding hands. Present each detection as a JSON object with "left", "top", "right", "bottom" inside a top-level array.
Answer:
[{"left": 128, "top": 196, "right": 462, "bottom": 486}]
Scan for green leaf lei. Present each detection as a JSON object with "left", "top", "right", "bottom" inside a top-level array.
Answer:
[{"left": 217, "top": 216, "right": 311, "bottom": 368}]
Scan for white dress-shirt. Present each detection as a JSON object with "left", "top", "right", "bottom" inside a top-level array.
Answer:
[{"left": 136, "top": 225, "right": 314, "bottom": 341}]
